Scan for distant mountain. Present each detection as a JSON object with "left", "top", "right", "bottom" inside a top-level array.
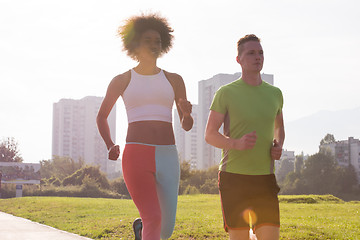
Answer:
[{"left": 284, "top": 106, "right": 360, "bottom": 156}]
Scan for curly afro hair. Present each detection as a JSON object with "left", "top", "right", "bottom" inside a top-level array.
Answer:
[{"left": 118, "top": 13, "right": 174, "bottom": 60}]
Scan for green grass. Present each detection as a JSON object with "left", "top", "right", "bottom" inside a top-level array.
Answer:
[{"left": 0, "top": 195, "right": 359, "bottom": 239}]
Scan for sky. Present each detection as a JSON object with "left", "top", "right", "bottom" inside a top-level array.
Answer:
[{"left": 1, "top": 0, "right": 360, "bottom": 163}]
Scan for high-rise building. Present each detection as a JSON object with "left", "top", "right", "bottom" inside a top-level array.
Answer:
[
  {"left": 174, "top": 105, "right": 199, "bottom": 169},
  {"left": 275, "top": 150, "right": 295, "bottom": 177},
  {"left": 320, "top": 137, "right": 360, "bottom": 182},
  {"left": 174, "top": 72, "right": 274, "bottom": 169},
  {"left": 52, "top": 96, "right": 117, "bottom": 175}
]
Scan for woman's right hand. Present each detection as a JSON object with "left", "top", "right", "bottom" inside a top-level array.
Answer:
[{"left": 108, "top": 145, "right": 120, "bottom": 160}]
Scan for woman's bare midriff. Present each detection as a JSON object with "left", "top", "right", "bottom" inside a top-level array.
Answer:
[{"left": 126, "top": 121, "right": 175, "bottom": 145}]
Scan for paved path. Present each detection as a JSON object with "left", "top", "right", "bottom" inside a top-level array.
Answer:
[{"left": 0, "top": 211, "right": 93, "bottom": 240}]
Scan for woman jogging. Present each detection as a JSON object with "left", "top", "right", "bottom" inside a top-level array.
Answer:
[{"left": 96, "top": 13, "right": 193, "bottom": 240}]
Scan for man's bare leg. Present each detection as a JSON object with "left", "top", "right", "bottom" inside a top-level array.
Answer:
[
  {"left": 228, "top": 229, "right": 250, "bottom": 240},
  {"left": 254, "top": 226, "right": 279, "bottom": 240}
]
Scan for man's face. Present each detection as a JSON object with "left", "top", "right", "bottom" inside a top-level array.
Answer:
[{"left": 236, "top": 41, "right": 264, "bottom": 73}]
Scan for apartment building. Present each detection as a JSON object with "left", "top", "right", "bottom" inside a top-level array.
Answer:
[
  {"left": 52, "top": 96, "right": 117, "bottom": 175},
  {"left": 320, "top": 137, "right": 360, "bottom": 182},
  {"left": 174, "top": 105, "right": 199, "bottom": 169}
]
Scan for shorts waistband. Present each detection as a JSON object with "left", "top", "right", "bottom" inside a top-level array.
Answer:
[
  {"left": 126, "top": 142, "right": 176, "bottom": 147},
  {"left": 219, "top": 171, "right": 276, "bottom": 182}
]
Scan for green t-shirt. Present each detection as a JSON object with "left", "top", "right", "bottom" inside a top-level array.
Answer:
[{"left": 210, "top": 78, "right": 283, "bottom": 175}]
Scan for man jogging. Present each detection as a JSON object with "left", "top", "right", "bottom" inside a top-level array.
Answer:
[{"left": 205, "top": 34, "right": 285, "bottom": 240}]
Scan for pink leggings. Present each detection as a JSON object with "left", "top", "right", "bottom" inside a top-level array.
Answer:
[{"left": 122, "top": 143, "right": 180, "bottom": 240}]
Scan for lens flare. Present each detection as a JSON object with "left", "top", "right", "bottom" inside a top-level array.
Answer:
[{"left": 242, "top": 209, "right": 257, "bottom": 228}]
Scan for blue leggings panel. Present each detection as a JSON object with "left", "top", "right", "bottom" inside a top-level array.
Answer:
[{"left": 122, "top": 143, "right": 180, "bottom": 240}]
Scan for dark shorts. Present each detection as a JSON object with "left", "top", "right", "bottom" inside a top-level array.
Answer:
[{"left": 218, "top": 171, "right": 280, "bottom": 231}]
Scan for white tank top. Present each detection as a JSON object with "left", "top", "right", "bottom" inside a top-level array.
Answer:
[{"left": 122, "top": 69, "right": 175, "bottom": 123}]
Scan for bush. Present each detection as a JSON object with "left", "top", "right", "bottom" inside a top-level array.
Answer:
[
  {"left": 179, "top": 163, "right": 218, "bottom": 195},
  {"left": 63, "top": 166, "right": 110, "bottom": 189},
  {"left": 110, "top": 177, "right": 130, "bottom": 197},
  {"left": 183, "top": 185, "right": 200, "bottom": 195},
  {"left": 80, "top": 175, "right": 105, "bottom": 198},
  {"left": 45, "top": 176, "right": 62, "bottom": 186},
  {"left": 1, "top": 184, "right": 41, "bottom": 198},
  {"left": 1, "top": 178, "right": 127, "bottom": 199},
  {"left": 200, "top": 179, "right": 219, "bottom": 194},
  {"left": 62, "top": 170, "right": 83, "bottom": 186},
  {"left": 0, "top": 184, "right": 16, "bottom": 198},
  {"left": 28, "top": 184, "right": 126, "bottom": 199},
  {"left": 52, "top": 178, "right": 61, "bottom": 187},
  {"left": 279, "top": 194, "right": 344, "bottom": 204}
]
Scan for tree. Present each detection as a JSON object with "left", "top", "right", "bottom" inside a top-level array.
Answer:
[
  {"left": 180, "top": 160, "right": 192, "bottom": 180},
  {"left": 200, "top": 178, "right": 219, "bottom": 194},
  {"left": 0, "top": 137, "right": 23, "bottom": 162},
  {"left": 336, "top": 164, "right": 358, "bottom": 193},
  {"left": 280, "top": 170, "right": 308, "bottom": 195},
  {"left": 302, "top": 152, "right": 338, "bottom": 194},
  {"left": 276, "top": 158, "right": 294, "bottom": 183},
  {"left": 294, "top": 153, "right": 304, "bottom": 174},
  {"left": 320, "top": 133, "right": 336, "bottom": 145},
  {"left": 40, "top": 156, "right": 84, "bottom": 180},
  {"left": 179, "top": 164, "right": 219, "bottom": 194}
]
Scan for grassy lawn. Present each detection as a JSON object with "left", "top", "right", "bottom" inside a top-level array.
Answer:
[{"left": 0, "top": 195, "right": 359, "bottom": 239}]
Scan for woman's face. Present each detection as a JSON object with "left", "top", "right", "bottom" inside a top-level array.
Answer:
[{"left": 135, "top": 29, "right": 162, "bottom": 60}]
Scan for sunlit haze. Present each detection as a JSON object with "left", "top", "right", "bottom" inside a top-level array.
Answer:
[{"left": 1, "top": 0, "right": 360, "bottom": 163}]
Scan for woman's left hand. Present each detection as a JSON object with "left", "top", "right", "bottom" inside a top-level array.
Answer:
[{"left": 178, "top": 98, "right": 192, "bottom": 117}]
